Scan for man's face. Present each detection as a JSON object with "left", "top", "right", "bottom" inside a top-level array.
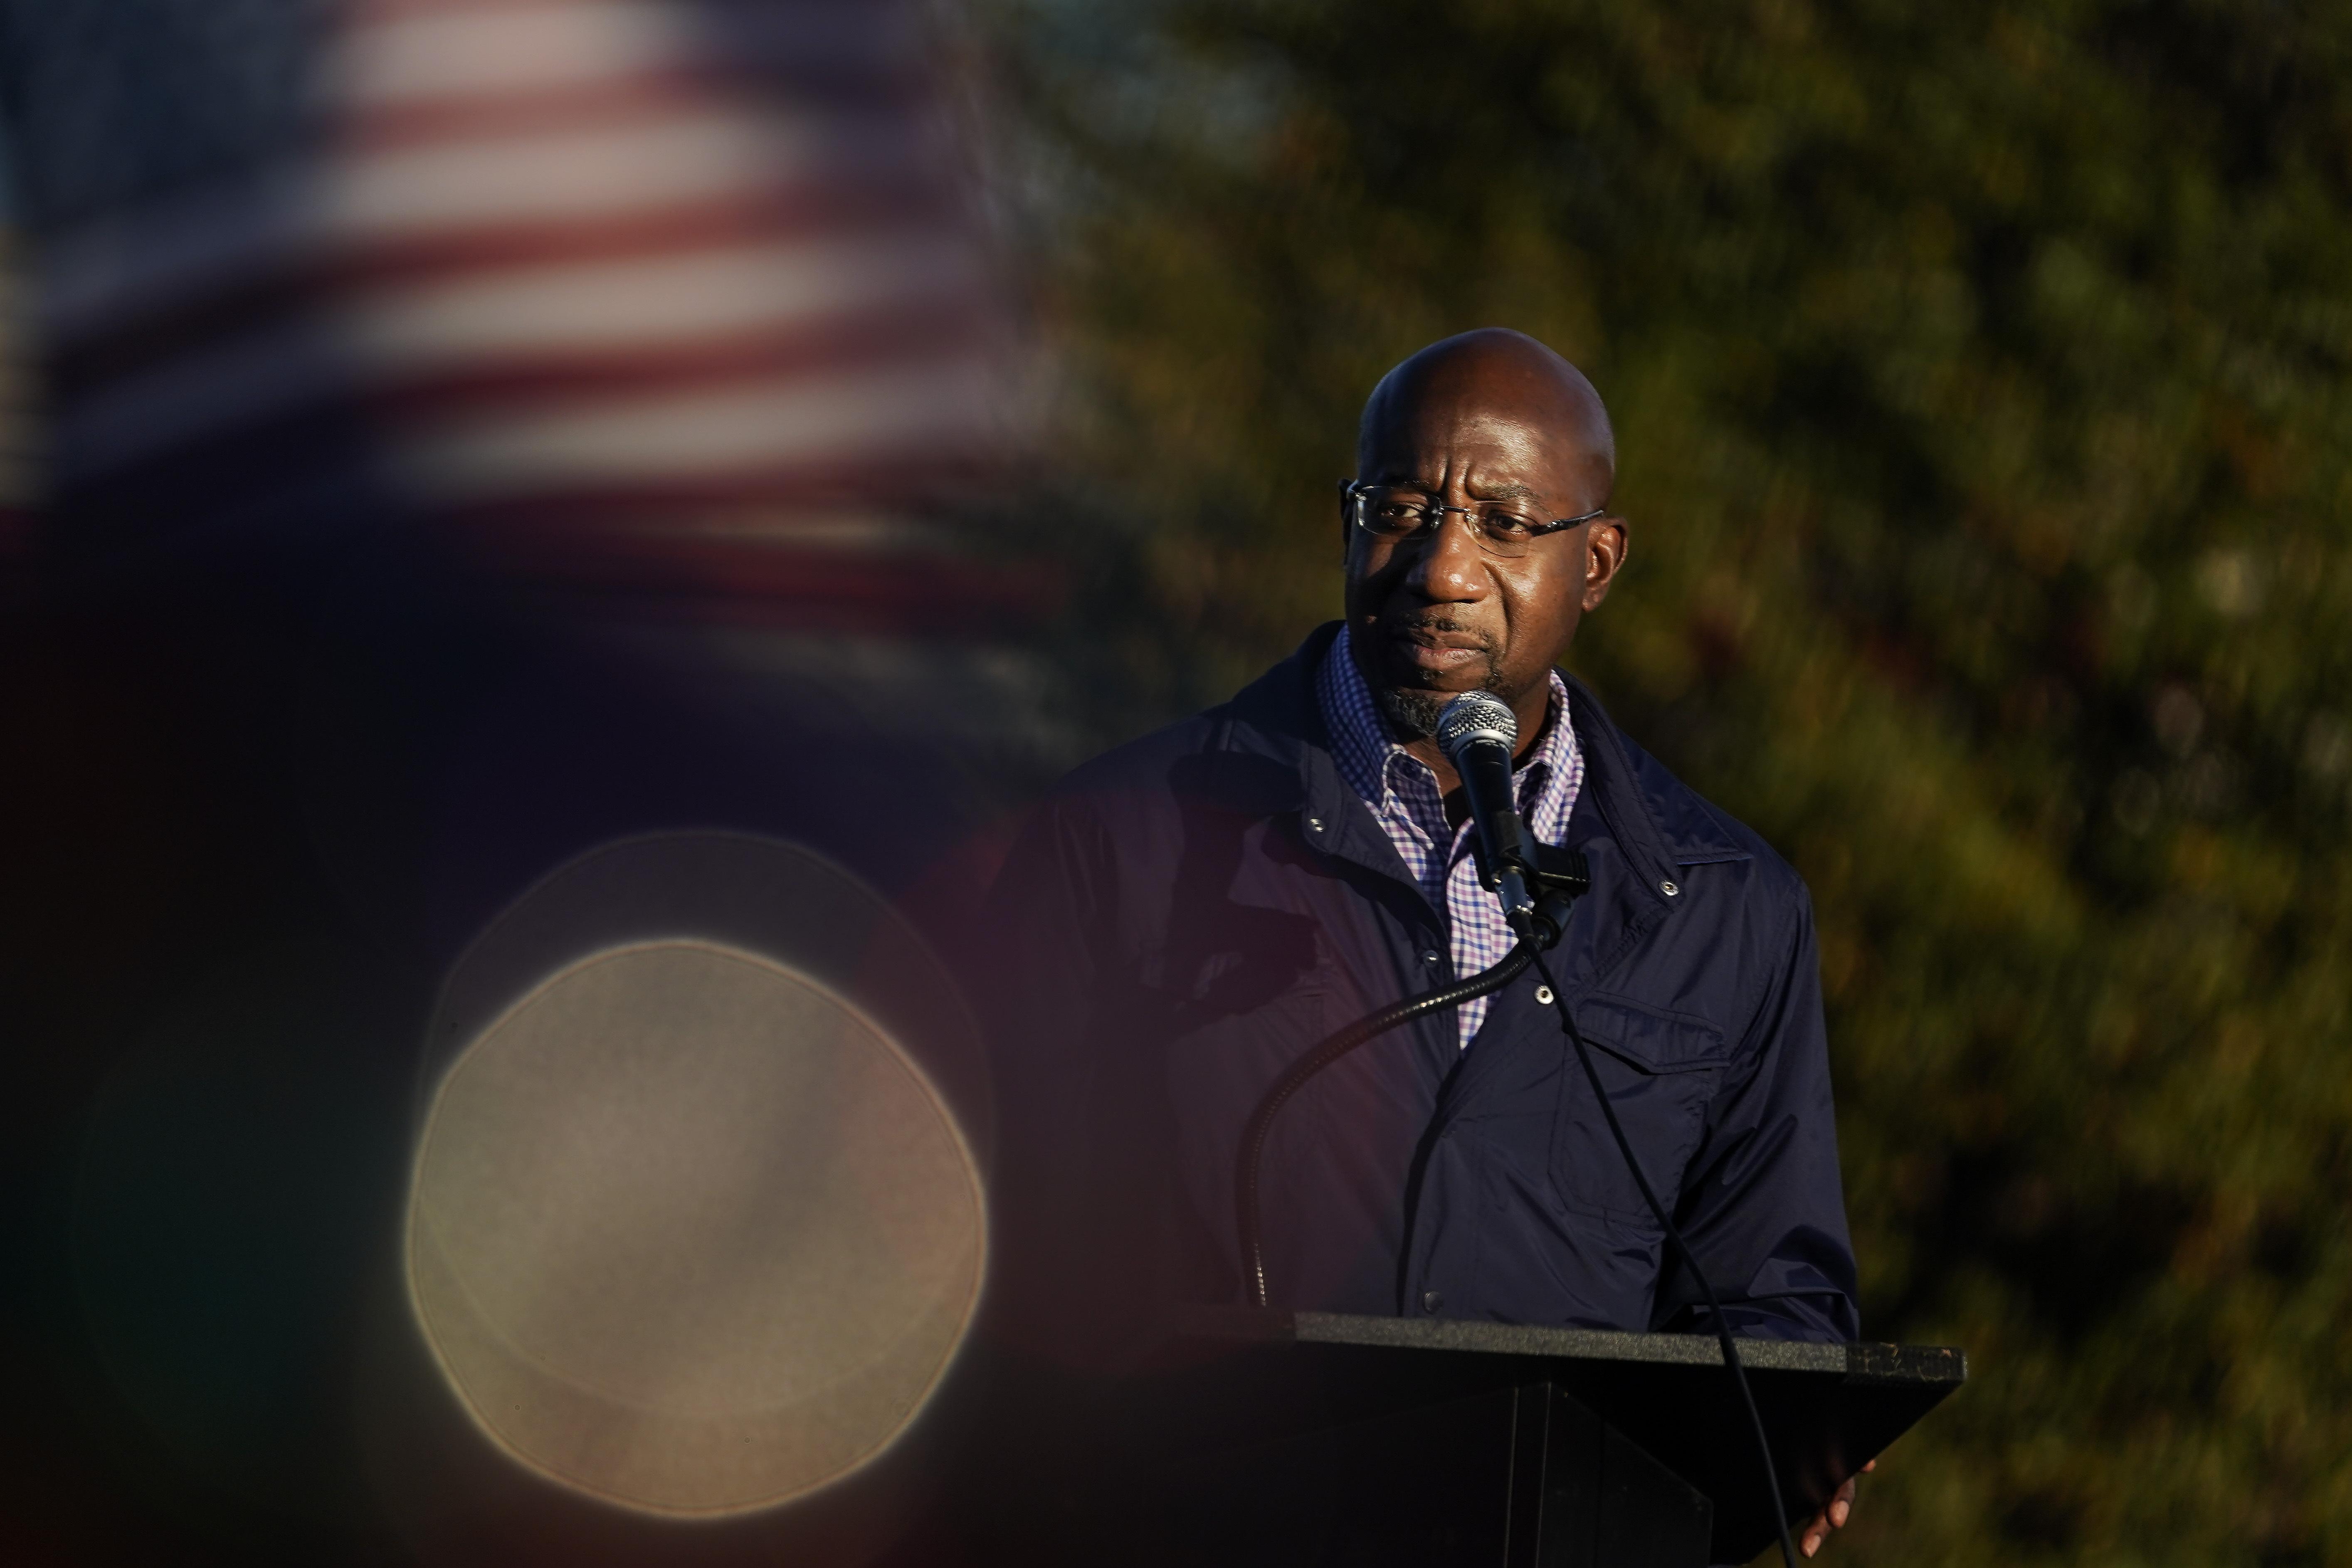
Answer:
[{"left": 1343, "top": 394, "right": 1624, "bottom": 738}]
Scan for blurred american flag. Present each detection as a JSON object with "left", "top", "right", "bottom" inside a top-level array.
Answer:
[{"left": 5, "top": 0, "right": 1030, "bottom": 628}]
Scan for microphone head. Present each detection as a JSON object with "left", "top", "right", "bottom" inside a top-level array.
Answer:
[{"left": 1435, "top": 690, "right": 1519, "bottom": 763}]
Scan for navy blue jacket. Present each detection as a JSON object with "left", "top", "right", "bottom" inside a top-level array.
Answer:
[{"left": 979, "top": 624, "right": 1858, "bottom": 1348}]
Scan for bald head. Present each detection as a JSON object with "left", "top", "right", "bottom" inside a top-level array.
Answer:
[{"left": 1357, "top": 328, "right": 1615, "bottom": 506}]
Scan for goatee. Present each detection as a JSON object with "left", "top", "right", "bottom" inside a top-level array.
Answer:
[
  {"left": 1374, "top": 675, "right": 1510, "bottom": 741},
  {"left": 1374, "top": 684, "right": 1449, "bottom": 739}
]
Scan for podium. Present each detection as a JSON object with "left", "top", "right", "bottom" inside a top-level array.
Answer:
[{"left": 1092, "top": 1309, "right": 1966, "bottom": 1568}]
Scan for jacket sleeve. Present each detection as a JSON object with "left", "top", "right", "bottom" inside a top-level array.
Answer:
[{"left": 1652, "top": 885, "right": 1861, "bottom": 1343}]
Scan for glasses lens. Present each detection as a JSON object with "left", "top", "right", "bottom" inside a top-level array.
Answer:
[
  {"left": 1353, "top": 488, "right": 1431, "bottom": 538},
  {"left": 1471, "top": 509, "right": 1539, "bottom": 558}
]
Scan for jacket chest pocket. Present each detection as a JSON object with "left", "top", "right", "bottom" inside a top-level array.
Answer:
[{"left": 1549, "top": 995, "right": 1730, "bottom": 1226}]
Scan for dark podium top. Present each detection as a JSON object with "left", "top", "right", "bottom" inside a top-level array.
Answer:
[{"left": 1129, "top": 1308, "right": 1967, "bottom": 1565}]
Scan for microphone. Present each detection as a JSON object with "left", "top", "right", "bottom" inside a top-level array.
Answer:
[{"left": 1435, "top": 691, "right": 1536, "bottom": 932}]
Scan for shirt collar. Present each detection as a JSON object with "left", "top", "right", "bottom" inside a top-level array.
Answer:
[{"left": 1317, "top": 625, "right": 1578, "bottom": 826}]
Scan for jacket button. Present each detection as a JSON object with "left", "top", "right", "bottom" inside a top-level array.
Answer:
[
  {"left": 1660, "top": 879, "right": 1680, "bottom": 897},
  {"left": 1422, "top": 1290, "right": 1443, "bottom": 1314},
  {"left": 1534, "top": 985, "right": 1554, "bottom": 1005},
  {"left": 1307, "top": 817, "right": 1325, "bottom": 832},
  {"left": 1421, "top": 951, "right": 1441, "bottom": 965}
]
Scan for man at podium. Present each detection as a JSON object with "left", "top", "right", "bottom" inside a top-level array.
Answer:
[{"left": 981, "top": 327, "right": 1858, "bottom": 1375}]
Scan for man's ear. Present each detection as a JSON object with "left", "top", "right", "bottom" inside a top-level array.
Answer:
[
  {"left": 1582, "top": 517, "right": 1629, "bottom": 612},
  {"left": 1337, "top": 480, "right": 1355, "bottom": 564}
]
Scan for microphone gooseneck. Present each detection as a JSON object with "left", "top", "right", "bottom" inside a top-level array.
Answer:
[
  {"left": 1434, "top": 691, "right": 1536, "bottom": 927},
  {"left": 1235, "top": 943, "right": 1537, "bottom": 1310}
]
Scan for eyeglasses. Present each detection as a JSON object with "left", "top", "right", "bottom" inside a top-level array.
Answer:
[{"left": 1342, "top": 482, "right": 1605, "bottom": 560}]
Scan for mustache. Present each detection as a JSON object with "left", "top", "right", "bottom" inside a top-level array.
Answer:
[
  {"left": 1380, "top": 615, "right": 1501, "bottom": 652},
  {"left": 1376, "top": 617, "right": 1504, "bottom": 680}
]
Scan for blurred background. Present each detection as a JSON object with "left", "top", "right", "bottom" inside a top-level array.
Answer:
[{"left": 5, "top": 0, "right": 2352, "bottom": 1565}]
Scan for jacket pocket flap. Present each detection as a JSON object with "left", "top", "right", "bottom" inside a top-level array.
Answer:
[{"left": 1572, "top": 995, "right": 1728, "bottom": 1073}]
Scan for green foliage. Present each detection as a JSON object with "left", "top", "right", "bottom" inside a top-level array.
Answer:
[{"left": 995, "top": 1, "right": 2352, "bottom": 1561}]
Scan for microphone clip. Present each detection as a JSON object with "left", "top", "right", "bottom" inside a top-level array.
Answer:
[{"left": 1471, "top": 840, "right": 1589, "bottom": 949}]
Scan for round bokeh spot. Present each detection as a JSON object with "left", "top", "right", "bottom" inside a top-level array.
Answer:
[{"left": 406, "top": 938, "right": 985, "bottom": 1517}]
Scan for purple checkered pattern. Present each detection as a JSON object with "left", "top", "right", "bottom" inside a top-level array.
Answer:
[{"left": 1317, "top": 627, "right": 1584, "bottom": 1048}]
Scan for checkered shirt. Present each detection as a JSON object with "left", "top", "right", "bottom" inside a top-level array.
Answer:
[{"left": 1316, "top": 627, "right": 1584, "bottom": 1049}]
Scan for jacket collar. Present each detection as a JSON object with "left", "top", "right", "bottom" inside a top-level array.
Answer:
[
  {"left": 1559, "top": 673, "right": 1730, "bottom": 892},
  {"left": 1217, "top": 622, "right": 1741, "bottom": 902},
  {"left": 1219, "top": 621, "right": 1418, "bottom": 893}
]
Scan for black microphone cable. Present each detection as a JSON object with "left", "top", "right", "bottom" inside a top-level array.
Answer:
[
  {"left": 1432, "top": 688, "right": 1799, "bottom": 1563},
  {"left": 1521, "top": 931, "right": 1802, "bottom": 1568},
  {"left": 1234, "top": 923, "right": 1802, "bottom": 1566}
]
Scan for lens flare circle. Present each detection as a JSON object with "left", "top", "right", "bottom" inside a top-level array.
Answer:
[{"left": 406, "top": 938, "right": 984, "bottom": 1517}]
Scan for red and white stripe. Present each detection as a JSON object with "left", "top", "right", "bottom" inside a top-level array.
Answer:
[{"left": 35, "top": 0, "right": 1023, "bottom": 624}]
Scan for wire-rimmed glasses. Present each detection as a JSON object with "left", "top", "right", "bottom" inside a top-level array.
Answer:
[{"left": 1342, "top": 481, "right": 1605, "bottom": 560}]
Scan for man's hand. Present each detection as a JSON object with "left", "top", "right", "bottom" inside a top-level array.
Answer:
[{"left": 1798, "top": 1458, "right": 1874, "bottom": 1558}]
